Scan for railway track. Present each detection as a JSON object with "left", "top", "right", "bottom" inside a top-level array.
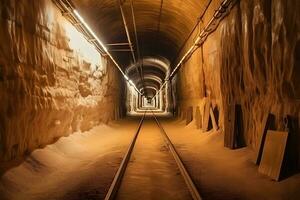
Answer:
[{"left": 104, "top": 111, "right": 202, "bottom": 200}]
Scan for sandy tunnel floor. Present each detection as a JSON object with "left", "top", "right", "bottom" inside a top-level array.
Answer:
[
  {"left": 116, "top": 118, "right": 192, "bottom": 200},
  {"left": 1, "top": 117, "right": 300, "bottom": 200},
  {"left": 0, "top": 118, "right": 140, "bottom": 200},
  {"left": 160, "top": 118, "right": 300, "bottom": 200}
]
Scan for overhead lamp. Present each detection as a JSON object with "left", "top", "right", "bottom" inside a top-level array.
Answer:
[
  {"left": 71, "top": 9, "right": 142, "bottom": 95},
  {"left": 73, "top": 9, "right": 108, "bottom": 52},
  {"left": 194, "top": 36, "right": 200, "bottom": 44}
]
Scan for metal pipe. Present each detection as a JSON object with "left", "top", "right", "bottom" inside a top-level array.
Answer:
[
  {"left": 157, "top": 0, "right": 164, "bottom": 33},
  {"left": 118, "top": 0, "right": 144, "bottom": 91},
  {"left": 118, "top": 0, "right": 136, "bottom": 63},
  {"left": 153, "top": 0, "right": 237, "bottom": 99},
  {"left": 170, "top": 0, "right": 237, "bottom": 78},
  {"left": 52, "top": 0, "right": 143, "bottom": 94},
  {"left": 171, "top": 0, "right": 212, "bottom": 66},
  {"left": 109, "top": 49, "right": 133, "bottom": 52},
  {"left": 106, "top": 42, "right": 130, "bottom": 46},
  {"left": 130, "top": 0, "right": 146, "bottom": 94}
]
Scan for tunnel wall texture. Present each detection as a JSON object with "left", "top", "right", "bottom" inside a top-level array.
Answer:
[
  {"left": 176, "top": 0, "right": 300, "bottom": 168},
  {"left": 0, "top": 0, "right": 125, "bottom": 161}
]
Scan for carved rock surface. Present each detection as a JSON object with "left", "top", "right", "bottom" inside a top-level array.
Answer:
[
  {"left": 0, "top": 0, "right": 124, "bottom": 161},
  {"left": 176, "top": 0, "right": 300, "bottom": 168}
]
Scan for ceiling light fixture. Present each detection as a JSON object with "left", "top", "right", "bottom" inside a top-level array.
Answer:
[
  {"left": 71, "top": 9, "right": 142, "bottom": 95},
  {"left": 73, "top": 9, "right": 107, "bottom": 52},
  {"left": 152, "top": 0, "right": 236, "bottom": 99}
]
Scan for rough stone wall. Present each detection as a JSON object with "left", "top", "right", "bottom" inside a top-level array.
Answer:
[
  {"left": 176, "top": 48, "right": 206, "bottom": 120},
  {"left": 220, "top": 0, "right": 300, "bottom": 161},
  {"left": 175, "top": 0, "right": 223, "bottom": 123},
  {"left": 176, "top": 0, "right": 300, "bottom": 167},
  {"left": 0, "top": 0, "right": 124, "bottom": 161}
]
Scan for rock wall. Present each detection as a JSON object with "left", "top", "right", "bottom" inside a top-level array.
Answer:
[
  {"left": 176, "top": 0, "right": 300, "bottom": 168},
  {"left": 0, "top": 0, "right": 125, "bottom": 161}
]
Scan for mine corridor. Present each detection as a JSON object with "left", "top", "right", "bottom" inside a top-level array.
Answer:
[{"left": 0, "top": 0, "right": 300, "bottom": 200}]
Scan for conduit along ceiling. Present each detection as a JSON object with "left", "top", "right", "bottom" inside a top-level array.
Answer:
[{"left": 54, "top": 0, "right": 212, "bottom": 112}]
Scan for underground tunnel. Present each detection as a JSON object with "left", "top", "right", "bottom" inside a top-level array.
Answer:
[{"left": 0, "top": 0, "right": 300, "bottom": 199}]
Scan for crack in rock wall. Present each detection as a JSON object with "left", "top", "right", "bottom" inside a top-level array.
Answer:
[
  {"left": 0, "top": 0, "right": 125, "bottom": 161},
  {"left": 176, "top": 0, "right": 300, "bottom": 168}
]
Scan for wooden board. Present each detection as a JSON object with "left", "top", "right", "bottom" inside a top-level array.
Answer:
[
  {"left": 254, "top": 114, "right": 275, "bottom": 165},
  {"left": 202, "top": 101, "right": 211, "bottom": 132},
  {"left": 195, "top": 106, "right": 202, "bottom": 129},
  {"left": 210, "top": 107, "right": 218, "bottom": 131},
  {"left": 186, "top": 106, "right": 193, "bottom": 125},
  {"left": 177, "top": 106, "right": 181, "bottom": 118},
  {"left": 224, "top": 104, "right": 235, "bottom": 148},
  {"left": 234, "top": 104, "right": 245, "bottom": 148},
  {"left": 258, "top": 130, "right": 288, "bottom": 181},
  {"left": 224, "top": 104, "right": 245, "bottom": 149}
]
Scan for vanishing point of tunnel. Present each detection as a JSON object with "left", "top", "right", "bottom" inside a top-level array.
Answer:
[{"left": 0, "top": 0, "right": 300, "bottom": 200}]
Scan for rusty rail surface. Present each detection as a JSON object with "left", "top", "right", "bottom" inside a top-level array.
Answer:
[
  {"left": 105, "top": 111, "right": 202, "bottom": 200},
  {"left": 152, "top": 112, "right": 202, "bottom": 200},
  {"left": 104, "top": 112, "right": 145, "bottom": 200}
]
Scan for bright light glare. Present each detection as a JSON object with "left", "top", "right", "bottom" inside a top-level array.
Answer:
[
  {"left": 65, "top": 22, "right": 100, "bottom": 71},
  {"left": 195, "top": 36, "right": 200, "bottom": 44},
  {"left": 73, "top": 9, "right": 107, "bottom": 52},
  {"left": 72, "top": 9, "right": 142, "bottom": 95}
]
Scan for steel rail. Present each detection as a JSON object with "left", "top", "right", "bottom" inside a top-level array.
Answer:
[
  {"left": 152, "top": 111, "right": 202, "bottom": 200},
  {"left": 104, "top": 110, "right": 201, "bottom": 200},
  {"left": 104, "top": 112, "right": 146, "bottom": 200}
]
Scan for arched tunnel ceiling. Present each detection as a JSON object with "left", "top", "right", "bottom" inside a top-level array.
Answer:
[
  {"left": 71, "top": 0, "right": 211, "bottom": 94},
  {"left": 141, "top": 86, "right": 157, "bottom": 98},
  {"left": 136, "top": 76, "right": 162, "bottom": 90},
  {"left": 129, "top": 68, "right": 165, "bottom": 83},
  {"left": 126, "top": 57, "right": 170, "bottom": 75},
  {"left": 72, "top": 0, "right": 210, "bottom": 65}
]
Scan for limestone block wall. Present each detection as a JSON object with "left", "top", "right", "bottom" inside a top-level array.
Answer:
[
  {"left": 176, "top": 0, "right": 300, "bottom": 168},
  {"left": 0, "top": 0, "right": 125, "bottom": 161}
]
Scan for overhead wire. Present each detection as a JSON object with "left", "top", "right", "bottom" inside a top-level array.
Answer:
[{"left": 130, "top": 0, "right": 146, "bottom": 96}]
